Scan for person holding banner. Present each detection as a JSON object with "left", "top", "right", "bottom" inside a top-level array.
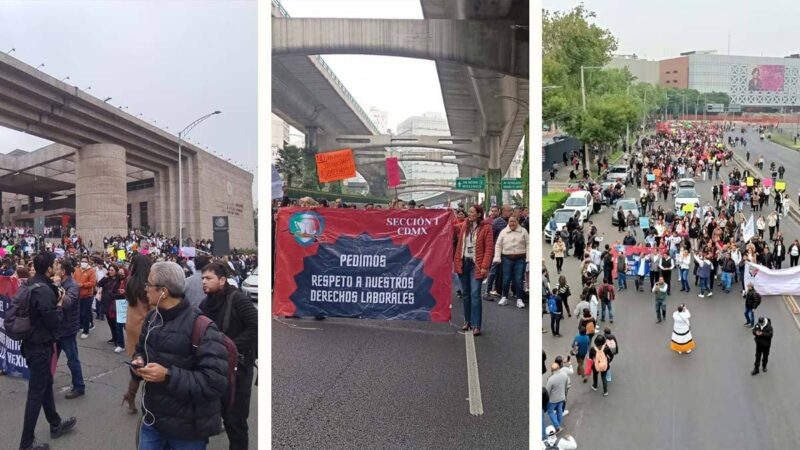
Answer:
[
  {"left": 454, "top": 205, "right": 494, "bottom": 336},
  {"left": 789, "top": 240, "right": 800, "bottom": 267}
]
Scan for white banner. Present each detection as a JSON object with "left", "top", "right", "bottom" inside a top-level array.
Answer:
[
  {"left": 742, "top": 214, "right": 755, "bottom": 243},
  {"left": 744, "top": 262, "right": 800, "bottom": 296}
]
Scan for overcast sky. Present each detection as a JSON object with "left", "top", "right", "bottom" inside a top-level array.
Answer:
[
  {"left": 544, "top": 0, "right": 800, "bottom": 60},
  {"left": 279, "top": 0, "right": 447, "bottom": 132},
  {"left": 0, "top": 0, "right": 256, "bottom": 190}
]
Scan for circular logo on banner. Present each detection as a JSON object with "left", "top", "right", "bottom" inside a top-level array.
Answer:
[{"left": 288, "top": 211, "right": 325, "bottom": 246}]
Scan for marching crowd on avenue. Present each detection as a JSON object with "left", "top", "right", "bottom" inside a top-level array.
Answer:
[{"left": 542, "top": 122, "right": 781, "bottom": 446}]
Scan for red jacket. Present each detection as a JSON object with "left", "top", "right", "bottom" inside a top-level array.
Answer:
[{"left": 454, "top": 218, "right": 494, "bottom": 278}]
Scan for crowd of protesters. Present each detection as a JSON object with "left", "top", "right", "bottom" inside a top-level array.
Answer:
[
  {"left": 6, "top": 227, "right": 257, "bottom": 450},
  {"left": 273, "top": 195, "right": 530, "bottom": 336},
  {"left": 543, "top": 121, "right": 784, "bottom": 443}
]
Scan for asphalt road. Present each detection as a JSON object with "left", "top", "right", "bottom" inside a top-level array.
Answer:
[
  {"left": 272, "top": 288, "right": 529, "bottom": 449},
  {"left": 0, "top": 318, "right": 258, "bottom": 449},
  {"left": 542, "top": 158, "right": 800, "bottom": 450},
  {"left": 727, "top": 126, "right": 799, "bottom": 195}
]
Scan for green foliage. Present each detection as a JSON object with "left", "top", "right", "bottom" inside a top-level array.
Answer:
[
  {"left": 543, "top": 5, "right": 618, "bottom": 80},
  {"left": 286, "top": 187, "right": 391, "bottom": 205},
  {"left": 542, "top": 192, "right": 569, "bottom": 228},
  {"left": 301, "top": 147, "right": 320, "bottom": 190},
  {"left": 275, "top": 145, "right": 304, "bottom": 187}
]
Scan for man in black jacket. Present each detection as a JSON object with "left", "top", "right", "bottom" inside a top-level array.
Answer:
[
  {"left": 133, "top": 261, "right": 228, "bottom": 448},
  {"left": 19, "top": 252, "right": 77, "bottom": 450},
  {"left": 54, "top": 259, "right": 85, "bottom": 399},
  {"left": 744, "top": 283, "right": 761, "bottom": 328},
  {"left": 752, "top": 316, "right": 773, "bottom": 375},
  {"left": 200, "top": 262, "right": 258, "bottom": 450}
]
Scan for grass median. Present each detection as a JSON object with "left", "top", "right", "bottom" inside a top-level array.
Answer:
[
  {"left": 768, "top": 134, "right": 800, "bottom": 151},
  {"left": 542, "top": 191, "right": 569, "bottom": 228}
]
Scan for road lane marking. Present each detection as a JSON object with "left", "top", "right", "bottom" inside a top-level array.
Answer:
[
  {"left": 782, "top": 295, "right": 800, "bottom": 332},
  {"left": 465, "top": 331, "right": 484, "bottom": 416}
]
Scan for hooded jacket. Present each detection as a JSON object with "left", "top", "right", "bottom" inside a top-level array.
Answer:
[{"left": 454, "top": 218, "right": 494, "bottom": 279}]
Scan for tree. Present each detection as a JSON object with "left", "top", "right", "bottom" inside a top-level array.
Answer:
[
  {"left": 275, "top": 145, "right": 304, "bottom": 188},
  {"left": 301, "top": 147, "right": 320, "bottom": 190}
]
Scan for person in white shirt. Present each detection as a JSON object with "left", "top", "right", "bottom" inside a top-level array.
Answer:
[
  {"left": 542, "top": 426, "right": 577, "bottom": 450},
  {"left": 493, "top": 216, "right": 528, "bottom": 308},
  {"left": 677, "top": 249, "right": 692, "bottom": 292}
]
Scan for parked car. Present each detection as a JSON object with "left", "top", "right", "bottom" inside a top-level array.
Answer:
[
  {"left": 241, "top": 267, "right": 258, "bottom": 302},
  {"left": 564, "top": 191, "right": 594, "bottom": 221},
  {"left": 545, "top": 208, "right": 583, "bottom": 241},
  {"left": 611, "top": 198, "right": 640, "bottom": 226}
]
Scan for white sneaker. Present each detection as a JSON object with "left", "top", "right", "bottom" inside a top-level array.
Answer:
[
  {"left": 498, "top": 297, "right": 509, "bottom": 306},
  {"left": 516, "top": 299, "right": 526, "bottom": 309},
  {"left": 114, "top": 346, "right": 124, "bottom": 353},
  {"left": 698, "top": 294, "right": 705, "bottom": 298},
  {"left": 80, "top": 333, "right": 89, "bottom": 339},
  {"left": 686, "top": 349, "right": 692, "bottom": 353},
  {"left": 563, "top": 409, "right": 569, "bottom": 416},
  {"left": 707, "top": 292, "right": 713, "bottom": 297}
]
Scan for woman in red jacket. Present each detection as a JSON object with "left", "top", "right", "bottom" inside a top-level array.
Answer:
[{"left": 454, "top": 204, "right": 494, "bottom": 336}]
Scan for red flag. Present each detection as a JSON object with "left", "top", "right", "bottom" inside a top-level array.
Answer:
[
  {"left": 62, "top": 214, "right": 69, "bottom": 228},
  {"left": 386, "top": 157, "right": 400, "bottom": 187}
]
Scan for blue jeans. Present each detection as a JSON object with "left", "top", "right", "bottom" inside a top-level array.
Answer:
[
  {"left": 601, "top": 301, "right": 614, "bottom": 321},
  {"left": 139, "top": 422, "right": 207, "bottom": 450},
  {"left": 115, "top": 323, "right": 125, "bottom": 348},
  {"left": 501, "top": 256, "right": 525, "bottom": 299},
  {"left": 655, "top": 298, "right": 666, "bottom": 320},
  {"left": 699, "top": 276, "right": 710, "bottom": 295},
  {"left": 56, "top": 336, "right": 85, "bottom": 393},
  {"left": 617, "top": 272, "right": 627, "bottom": 289},
  {"left": 486, "top": 263, "right": 499, "bottom": 295},
  {"left": 79, "top": 297, "right": 94, "bottom": 334},
  {"left": 745, "top": 307, "right": 755, "bottom": 326},
  {"left": 721, "top": 272, "right": 733, "bottom": 292},
  {"left": 547, "top": 401, "right": 565, "bottom": 429},
  {"left": 679, "top": 269, "right": 690, "bottom": 291},
  {"left": 459, "top": 259, "right": 482, "bottom": 328}
]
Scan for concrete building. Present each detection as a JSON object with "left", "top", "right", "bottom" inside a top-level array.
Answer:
[
  {"left": 271, "top": 113, "right": 291, "bottom": 160},
  {"left": 369, "top": 107, "right": 389, "bottom": 134},
  {"left": 395, "top": 112, "right": 458, "bottom": 201},
  {"left": 608, "top": 55, "right": 660, "bottom": 85},
  {"left": 0, "top": 53, "right": 255, "bottom": 249}
]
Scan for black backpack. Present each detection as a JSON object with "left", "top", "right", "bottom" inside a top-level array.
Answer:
[{"left": 3, "top": 282, "right": 43, "bottom": 341}]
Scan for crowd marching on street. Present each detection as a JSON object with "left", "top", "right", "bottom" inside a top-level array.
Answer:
[
  {"left": 542, "top": 122, "right": 784, "bottom": 445},
  {"left": 273, "top": 196, "right": 530, "bottom": 336},
  {"left": 4, "top": 227, "right": 258, "bottom": 450}
]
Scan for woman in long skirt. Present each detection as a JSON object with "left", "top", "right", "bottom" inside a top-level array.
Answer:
[{"left": 671, "top": 304, "right": 695, "bottom": 354}]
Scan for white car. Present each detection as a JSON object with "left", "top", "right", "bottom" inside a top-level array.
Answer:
[
  {"left": 606, "top": 165, "right": 630, "bottom": 184},
  {"left": 677, "top": 178, "right": 696, "bottom": 192},
  {"left": 545, "top": 208, "right": 583, "bottom": 240},
  {"left": 564, "top": 191, "right": 594, "bottom": 221},
  {"left": 674, "top": 189, "right": 700, "bottom": 212},
  {"left": 241, "top": 267, "right": 258, "bottom": 302}
]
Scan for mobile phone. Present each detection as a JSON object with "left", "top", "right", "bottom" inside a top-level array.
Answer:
[{"left": 124, "top": 360, "right": 143, "bottom": 369}]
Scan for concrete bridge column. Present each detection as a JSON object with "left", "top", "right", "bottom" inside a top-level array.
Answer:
[
  {"left": 75, "top": 143, "right": 127, "bottom": 246},
  {"left": 484, "top": 131, "right": 502, "bottom": 209}
]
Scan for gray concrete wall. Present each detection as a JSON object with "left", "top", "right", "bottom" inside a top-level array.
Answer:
[{"left": 195, "top": 151, "right": 255, "bottom": 249}]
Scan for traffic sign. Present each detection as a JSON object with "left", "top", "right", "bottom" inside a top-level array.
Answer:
[
  {"left": 501, "top": 178, "right": 523, "bottom": 190},
  {"left": 455, "top": 177, "right": 485, "bottom": 190}
]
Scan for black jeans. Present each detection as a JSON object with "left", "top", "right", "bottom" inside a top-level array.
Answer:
[
  {"left": 555, "top": 257, "right": 564, "bottom": 273},
  {"left": 662, "top": 270, "right": 672, "bottom": 294},
  {"left": 222, "top": 364, "right": 255, "bottom": 450},
  {"left": 755, "top": 344, "right": 770, "bottom": 370},
  {"left": 79, "top": 297, "right": 93, "bottom": 334},
  {"left": 550, "top": 314, "right": 561, "bottom": 335},
  {"left": 20, "top": 344, "right": 62, "bottom": 449},
  {"left": 592, "top": 367, "right": 608, "bottom": 394}
]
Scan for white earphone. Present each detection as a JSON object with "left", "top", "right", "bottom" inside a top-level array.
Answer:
[{"left": 141, "top": 290, "right": 165, "bottom": 427}]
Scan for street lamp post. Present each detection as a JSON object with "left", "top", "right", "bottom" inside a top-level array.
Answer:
[
  {"left": 581, "top": 65, "right": 604, "bottom": 173},
  {"left": 177, "top": 111, "right": 221, "bottom": 245}
]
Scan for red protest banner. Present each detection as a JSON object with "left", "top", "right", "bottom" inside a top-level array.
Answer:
[
  {"left": 386, "top": 157, "right": 400, "bottom": 187},
  {"left": 273, "top": 208, "right": 453, "bottom": 322},
  {"left": 315, "top": 148, "right": 356, "bottom": 183}
]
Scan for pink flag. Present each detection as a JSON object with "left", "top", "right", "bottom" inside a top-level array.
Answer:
[
  {"left": 763, "top": 178, "right": 774, "bottom": 187},
  {"left": 386, "top": 157, "right": 400, "bottom": 187}
]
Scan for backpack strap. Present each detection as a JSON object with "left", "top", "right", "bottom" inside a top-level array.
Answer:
[
  {"left": 191, "top": 315, "right": 212, "bottom": 351},
  {"left": 222, "top": 290, "right": 236, "bottom": 334}
]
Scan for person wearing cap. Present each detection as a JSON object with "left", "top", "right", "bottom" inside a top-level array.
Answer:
[
  {"left": 752, "top": 316, "right": 773, "bottom": 375},
  {"left": 541, "top": 425, "right": 577, "bottom": 450}
]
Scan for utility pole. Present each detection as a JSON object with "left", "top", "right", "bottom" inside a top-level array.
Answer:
[{"left": 581, "top": 66, "right": 590, "bottom": 174}]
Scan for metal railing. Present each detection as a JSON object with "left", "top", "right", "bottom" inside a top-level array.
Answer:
[{"left": 272, "top": 0, "right": 380, "bottom": 135}]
